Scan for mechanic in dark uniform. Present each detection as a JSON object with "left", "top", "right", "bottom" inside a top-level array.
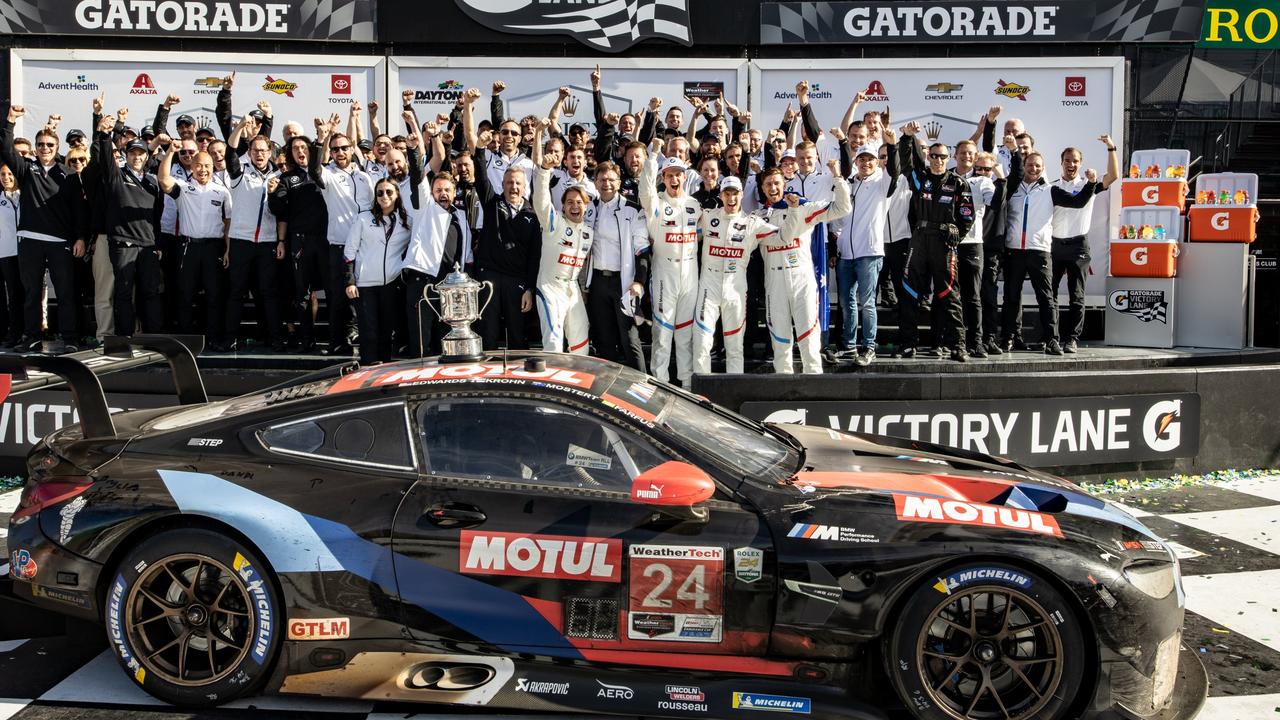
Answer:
[
  {"left": 97, "top": 118, "right": 164, "bottom": 336},
  {"left": 897, "top": 122, "right": 974, "bottom": 362},
  {"left": 268, "top": 136, "right": 328, "bottom": 352},
  {"left": 473, "top": 164, "right": 540, "bottom": 351}
]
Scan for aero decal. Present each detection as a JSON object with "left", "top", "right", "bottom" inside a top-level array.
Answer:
[
  {"left": 460, "top": 531, "right": 621, "bottom": 582},
  {"left": 108, "top": 574, "right": 145, "bottom": 683},
  {"left": 894, "top": 494, "right": 1063, "bottom": 537},
  {"left": 232, "top": 553, "right": 274, "bottom": 664}
]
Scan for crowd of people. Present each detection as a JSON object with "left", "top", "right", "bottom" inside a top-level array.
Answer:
[{"left": 0, "top": 67, "right": 1120, "bottom": 375}]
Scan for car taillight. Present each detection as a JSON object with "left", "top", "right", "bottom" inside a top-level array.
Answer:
[{"left": 12, "top": 477, "right": 92, "bottom": 520}]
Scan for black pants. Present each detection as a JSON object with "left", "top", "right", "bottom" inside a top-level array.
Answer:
[
  {"left": 157, "top": 232, "right": 180, "bottom": 330},
  {"left": 356, "top": 280, "right": 401, "bottom": 365},
  {"left": 955, "top": 244, "right": 983, "bottom": 349},
  {"left": 586, "top": 269, "right": 646, "bottom": 372},
  {"left": 0, "top": 256, "right": 22, "bottom": 343},
  {"left": 980, "top": 243, "right": 1004, "bottom": 341},
  {"left": 1002, "top": 248, "right": 1058, "bottom": 343},
  {"left": 19, "top": 238, "right": 76, "bottom": 342},
  {"left": 900, "top": 231, "right": 963, "bottom": 349},
  {"left": 402, "top": 268, "right": 447, "bottom": 357},
  {"left": 476, "top": 268, "right": 531, "bottom": 351},
  {"left": 110, "top": 241, "right": 163, "bottom": 336},
  {"left": 328, "top": 244, "right": 355, "bottom": 346},
  {"left": 289, "top": 232, "right": 328, "bottom": 344},
  {"left": 226, "top": 239, "right": 282, "bottom": 345},
  {"left": 1051, "top": 236, "right": 1090, "bottom": 344},
  {"left": 744, "top": 247, "right": 767, "bottom": 361},
  {"left": 177, "top": 237, "right": 226, "bottom": 343}
]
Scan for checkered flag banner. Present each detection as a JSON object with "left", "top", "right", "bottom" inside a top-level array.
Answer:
[
  {"left": 1089, "top": 0, "right": 1204, "bottom": 42},
  {"left": 457, "top": 0, "right": 693, "bottom": 52},
  {"left": 1135, "top": 301, "right": 1169, "bottom": 324}
]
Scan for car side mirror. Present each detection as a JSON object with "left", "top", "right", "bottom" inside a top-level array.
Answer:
[{"left": 631, "top": 461, "right": 715, "bottom": 522}]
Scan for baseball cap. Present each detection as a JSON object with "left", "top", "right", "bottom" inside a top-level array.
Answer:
[
  {"left": 780, "top": 148, "right": 797, "bottom": 160},
  {"left": 176, "top": 114, "right": 196, "bottom": 126},
  {"left": 720, "top": 176, "right": 743, "bottom": 192},
  {"left": 121, "top": 126, "right": 138, "bottom": 138},
  {"left": 124, "top": 139, "right": 149, "bottom": 154},
  {"left": 140, "top": 125, "right": 156, "bottom": 139},
  {"left": 854, "top": 144, "right": 877, "bottom": 158},
  {"left": 247, "top": 109, "right": 265, "bottom": 121},
  {"left": 195, "top": 126, "right": 215, "bottom": 138},
  {"left": 661, "top": 158, "right": 688, "bottom": 174},
  {"left": 357, "top": 138, "right": 373, "bottom": 153},
  {"left": 568, "top": 123, "right": 587, "bottom": 135},
  {"left": 65, "top": 129, "right": 86, "bottom": 143}
]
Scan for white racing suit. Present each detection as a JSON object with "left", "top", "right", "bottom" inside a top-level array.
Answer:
[
  {"left": 533, "top": 167, "right": 594, "bottom": 354},
  {"left": 639, "top": 153, "right": 703, "bottom": 383},
  {"left": 692, "top": 210, "right": 779, "bottom": 374},
  {"left": 755, "top": 177, "right": 852, "bottom": 374}
]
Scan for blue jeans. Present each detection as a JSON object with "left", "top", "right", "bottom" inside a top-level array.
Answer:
[{"left": 837, "top": 256, "right": 883, "bottom": 350}]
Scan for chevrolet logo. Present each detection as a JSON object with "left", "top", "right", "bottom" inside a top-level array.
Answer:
[
  {"left": 926, "top": 83, "right": 963, "bottom": 93},
  {"left": 193, "top": 77, "right": 222, "bottom": 88}
]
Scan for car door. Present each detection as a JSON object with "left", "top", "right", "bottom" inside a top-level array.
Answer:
[{"left": 391, "top": 391, "right": 774, "bottom": 660}]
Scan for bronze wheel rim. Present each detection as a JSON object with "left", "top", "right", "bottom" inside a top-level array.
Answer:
[
  {"left": 125, "top": 553, "right": 253, "bottom": 686},
  {"left": 915, "top": 586, "right": 1064, "bottom": 720}
]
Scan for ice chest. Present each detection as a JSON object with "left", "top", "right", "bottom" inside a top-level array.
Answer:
[
  {"left": 1111, "top": 206, "right": 1181, "bottom": 277},
  {"left": 1119, "top": 148, "right": 1191, "bottom": 213},
  {"left": 1188, "top": 172, "right": 1260, "bottom": 242}
]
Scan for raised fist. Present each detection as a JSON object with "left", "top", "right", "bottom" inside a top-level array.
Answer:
[
  {"left": 590, "top": 64, "right": 601, "bottom": 89},
  {"left": 223, "top": 71, "right": 236, "bottom": 90},
  {"left": 256, "top": 100, "right": 272, "bottom": 116},
  {"left": 492, "top": 80, "right": 507, "bottom": 95},
  {"left": 267, "top": 177, "right": 280, "bottom": 193},
  {"left": 402, "top": 89, "right": 414, "bottom": 106},
  {"left": 604, "top": 112, "right": 620, "bottom": 126},
  {"left": 164, "top": 94, "right": 181, "bottom": 108},
  {"left": 464, "top": 87, "right": 483, "bottom": 104}
]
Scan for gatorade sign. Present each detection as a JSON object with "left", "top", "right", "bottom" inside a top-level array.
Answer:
[
  {"left": 1131, "top": 247, "right": 1148, "bottom": 265},
  {"left": 1200, "top": 1, "right": 1280, "bottom": 49},
  {"left": 1212, "top": 212, "right": 1231, "bottom": 230}
]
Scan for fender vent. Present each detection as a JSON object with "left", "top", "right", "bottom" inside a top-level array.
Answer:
[{"left": 566, "top": 597, "right": 618, "bottom": 640}]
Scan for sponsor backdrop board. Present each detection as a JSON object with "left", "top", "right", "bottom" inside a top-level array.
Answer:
[
  {"left": 742, "top": 393, "right": 1200, "bottom": 466},
  {"left": 10, "top": 50, "right": 385, "bottom": 142},
  {"left": 389, "top": 57, "right": 748, "bottom": 140},
  {"left": 750, "top": 57, "right": 1124, "bottom": 302}
]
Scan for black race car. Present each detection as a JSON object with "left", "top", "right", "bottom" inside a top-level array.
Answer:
[{"left": 4, "top": 340, "right": 1206, "bottom": 720}]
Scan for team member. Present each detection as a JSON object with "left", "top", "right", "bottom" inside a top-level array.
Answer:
[
  {"left": 224, "top": 116, "right": 284, "bottom": 352},
  {"left": 784, "top": 135, "right": 836, "bottom": 350},
  {"left": 401, "top": 161, "right": 471, "bottom": 357},
  {"left": 473, "top": 166, "right": 540, "bottom": 351},
  {"left": 691, "top": 176, "right": 778, "bottom": 374},
  {"left": 314, "top": 116, "right": 374, "bottom": 356},
  {"left": 345, "top": 178, "right": 412, "bottom": 365},
  {"left": 639, "top": 137, "right": 703, "bottom": 384},
  {"left": 585, "top": 160, "right": 649, "bottom": 371},
  {"left": 834, "top": 128, "right": 899, "bottom": 366},
  {"left": 158, "top": 143, "right": 232, "bottom": 348},
  {"left": 550, "top": 145, "right": 598, "bottom": 208},
  {"left": 974, "top": 151, "right": 1009, "bottom": 356},
  {"left": 530, "top": 119, "right": 593, "bottom": 355},
  {"left": 897, "top": 122, "right": 976, "bottom": 362},
  {"left": 0, "top": 105, "right": 85, "bottom": 353},
  {"left": 1052, "top": 135, "right": 1119, "bottom": 353},
  {"left": 97, "top": 116, "right": 163, "bottom": 337},
  {"left": 755, "top": 160, "right": 851, "bottom": 374},
  {"left": 881, "top": 141, "right": 912, "bottom": 311},
  {"left": 952, "top": 139, "right": 997, "bottom": 358},
  {"left": 1002, "top": 145, "right": 1100, "bottom": 355},
  {"left": 268, "top": 135, "right": 328, "bottom": 352},
  {"left": 462, "top": 87, "right": 535, "bottom": 200},
  {"left": 0, "top": 164, "right": 21, "bottom": 346}
]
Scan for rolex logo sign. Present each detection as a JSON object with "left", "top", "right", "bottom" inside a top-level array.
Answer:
[
  {"left": 923, "top": 121, "right": 942, "bottom": 140},
  {"left": 562, "top": 95, "right": 580, "bottom": 117},
  {"left": 455, "top": 0, "right": 693, "bottom": 52}
]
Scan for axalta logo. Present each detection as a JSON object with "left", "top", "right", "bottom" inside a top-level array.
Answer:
[
  {"left": 995, "top": 79, "right": 1031, "bottom": 101},
  {"left": 1143, "top": 399, "right": 1182, "bottom": 452},
  {"left": 288, "top": 617, "right": 349, "bottom": 640},
  {"left": 460, "top": 531, "right": 622, "bottom": 582},
  {"left": 894, "top": 494, "right": 1063, "bottom": 537},
  {"left": 933, "top": 567, "right": 1032, "bottom": 594},
  {"left": 709, "top": 245, "right": 744, "bottom": 258},
  {"left": 130, "top": 73, "right": 158, "bottom": 95},
  {"left": 863, "top": 80, "right": 889, "bottom": 101},
  {"left": 263, "top": 76, "right": 298, "bottom": 97},
  {"left": 515, "top": 678, "right": 570, "bottom": 695}
]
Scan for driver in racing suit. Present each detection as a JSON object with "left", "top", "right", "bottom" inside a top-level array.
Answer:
[
  {"left": 531, "top": 119, "right": 594, "bottom": 354},
  {"left": 692, "top": 176, "right": 779, "bottom": 375},
  {"left": 638, "top": 137, "right": 703, "bottom": 384},
  {"left": 755, "top": 160, "right": 851, "bottom": 374}
]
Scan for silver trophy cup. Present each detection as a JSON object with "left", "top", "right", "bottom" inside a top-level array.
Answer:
[{"left": 424, "top": 265, "right": 494, "bottom": 361}]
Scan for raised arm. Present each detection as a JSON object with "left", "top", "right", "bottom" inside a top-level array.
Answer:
[
  {"left": 684, "top": 96, "right": 705, "bottom": 147},
  {"left": 462, "top": 87, "right": 481, "bottom": 152},
  {"left": 840, "top": 90, "right": 866, "bottom": 136},
  {"left": 548, "top": 85, "right": 569, "bottom": 139},
  {"left": 796, "top": 81, "right": 821, "bottom": 143},
  {"left": 158, "top": 143, "right": 180, "bottom": 194},
  {"left": 530, "top": 120, "right": 556, "bottom": 229},
  {"left": 215, "top": 72, "right": 235, "bottom": 140},
  {"left": 638, "top": 97, "right": 660, "bottom": 145},
  {"left": 490, "top": 81, "right": 505, "bottom": 127},
  {"left": 368, "top": 99, "right": 382, "bottom": 140},
  {"left": 638, "top": 137, "right": 661, "bottom": 214},
  {"left": 1, "top": 107, "right": 29, "bottom": 185},
  {"left": 1099, "top": 134, "right": 1120, "bottom": 189}
]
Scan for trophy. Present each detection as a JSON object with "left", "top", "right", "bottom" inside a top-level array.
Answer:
[{"left": 424, "top": 265, "right": 493, "bottom": 361}]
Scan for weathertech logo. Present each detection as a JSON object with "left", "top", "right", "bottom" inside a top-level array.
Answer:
[
  {"left": 995, "top": 79, "right": 1031, "bottom": 101},
  {"left": 331, "top": 74, "right": 351, "bottom": 94},
  {"left": 460, "top": 531, "right": 622, "bottom": 582},
  {"left": 894, "top": 494, "right": 1063, "bottom": 537},
  {"left": 263, "top": 76, "right": 298, "bottom": 97},
  {"left": 130, "top": 73, "right": 158, "bottom": 95}
]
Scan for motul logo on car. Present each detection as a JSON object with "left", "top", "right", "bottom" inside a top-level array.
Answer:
[
  {"left": 460, "top": 531, "right": 622, "bottom": 582},
  {"left": 288, "top": 617, "right": 349, "bottom": 640},
  {"left": 708, "top": 245, "right": 744, "bottom": 258},
  {"left": 373, "top": 364, "right": 594, "bottom": 388},
  {"left": 893, "top": 494, "right": 1063, "bottom": 537}
]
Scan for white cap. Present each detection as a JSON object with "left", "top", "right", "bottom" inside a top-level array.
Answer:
[
  {"left": 854, "top": 144, "right": 877, "bottom": 158},
  {"left": 661, "top": 158, "right": 689, "bottom": 174},
  {"left": 780, "top": 148, "right": 796, "bottom": 160},
  {"left": 720, "top": 176, "right": 743, "bottom": 192}
]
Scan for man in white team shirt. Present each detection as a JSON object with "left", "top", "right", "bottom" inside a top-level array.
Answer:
[
  {"left": 1052, "top": 134, "right": 1119, "bottom": 353},
  {"left": 314, "top": 115, "right": 374, "bottom": 356},
  {"left": 462, "top": 86, "right": 535, "bottom": 200},
  {"left": 691, "top": 176, "right": 779, "bottom": 374}
]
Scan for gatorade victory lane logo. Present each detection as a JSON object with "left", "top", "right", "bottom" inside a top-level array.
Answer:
[{"left": 1109, "top": 289, "right": 1168, "bottom": 324}]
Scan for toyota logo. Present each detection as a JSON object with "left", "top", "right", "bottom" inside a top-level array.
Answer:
[
  {"left": 1067, "top": 80, "right": 1083, "bottom": 93},
  {"left": 334, "top": 78, "right": 350, "bottom": 91}
]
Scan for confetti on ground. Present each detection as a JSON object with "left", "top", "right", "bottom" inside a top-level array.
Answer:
[
  {"left": 1082, "top": 468, "right": 1280, "bottom": 495},
  {"left": 0, "top": 476, "right": 22, "bottom": 491}
]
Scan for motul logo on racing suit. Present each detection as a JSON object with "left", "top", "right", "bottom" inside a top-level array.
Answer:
[
  {"left": 893, "top": 494, "right": 1062, "bottom": 537},
  {"left": 664, "top": 232, "right": 696, "bottom": 243},
  {"left": 708, "top": 245, "right": 744, "bottom": 258},
  {"left": 558, "top": 253, "right": 586, "bottom": 267},
  {"left": 460, "top": 531, "right": 622, "bottom": 582},
  {"left": 766, "top": 237, "right": 803, "bottom": 252}
]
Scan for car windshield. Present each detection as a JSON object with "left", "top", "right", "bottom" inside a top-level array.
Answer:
[{"left": 651, "top": 386, "right": 796, "bottom": 483}]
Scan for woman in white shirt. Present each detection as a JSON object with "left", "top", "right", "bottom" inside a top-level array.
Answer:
[
  {"left": 345, "top": 178, "right": 412, "bottom": 365},
  {"left": 0, "top": 164, "right": 22, "bottom": 347}
]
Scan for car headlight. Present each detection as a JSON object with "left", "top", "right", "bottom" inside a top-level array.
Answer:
[{"left": 1124, "top": 560, "right": 1177, "bottom": 599}]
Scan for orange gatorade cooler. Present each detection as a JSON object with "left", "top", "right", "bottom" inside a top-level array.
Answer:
[
  {"left": 1118, "top": 149, "right": 1191, "bottom": 213},
  {"left": 1111, "top": 207, "right": 1182, "bottom": 278},
  {"left": 1188, "top": 172, "right": 1259, "bottom": 243}
]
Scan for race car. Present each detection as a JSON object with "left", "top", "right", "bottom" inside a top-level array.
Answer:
[{"left": 4, "top": 340, "right": 1206, "bottom": 720}]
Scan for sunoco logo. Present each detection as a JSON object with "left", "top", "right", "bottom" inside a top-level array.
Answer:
[
  {"left": 995, "top": 79, "right": 1031, "bottom": 101},
  {"left": 262, "top": 76, "right": 298, "bottom": 97}
]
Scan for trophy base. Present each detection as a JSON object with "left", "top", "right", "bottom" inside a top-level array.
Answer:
[{"left": 440, "top": 333, "right": 485, "bottom": 362}]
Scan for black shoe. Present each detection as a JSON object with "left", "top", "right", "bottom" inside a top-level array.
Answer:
[
  {"left": 855, "top": 348, "right": 874, "bottom": 367},
  {"left": 951, "top": 347, "right": 969, "bottom": 363},
  {"left": 969, "top": 343, "right": 988, "bottom": 359},
  {"left": 81, "top": 337, "right": 102, "bottom": 350},
  {"left": 821, "top": 347, "right": 838, "bottom": 364},
  {"left": 1045, "top": 339, "right": 1064, "bottom": 356},
  {"left": 1000, "top": 337, "right": 1015, "bottom": 353},
  {"left": 46, "top": 340, "right": 77, "bottom": 355},
  {"left": 1062, "top": 339, "right": 1078, "bottom": 354},
  {"left": 899, "top": 346, "right": 916, "bottom": 359},
  {"left": 324, "top": 343, "right": 354, "bottom": 357},
  {"left": 984, "top": 337, "right": 1004, "bottom": 356},
  {"left": 1012, "top": 337, "right": 1029, "bottom": 351},
  {"left": 298, "top": 338, "right": 317, "bottom": 353}
]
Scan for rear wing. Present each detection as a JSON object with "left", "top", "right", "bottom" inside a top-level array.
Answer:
[{"left": 0, "top": 335, "right": 206, "bottom": 439}]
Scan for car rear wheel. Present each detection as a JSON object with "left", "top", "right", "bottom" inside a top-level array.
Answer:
[
  {"left": 104, "top": 528, "right": 281, "bottom": 707},
  {"left": 886, "top": 563, "right": 1087, "bottom": 720}
]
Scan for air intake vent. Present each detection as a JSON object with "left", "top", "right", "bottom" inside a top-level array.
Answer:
[{"left": 566, "top": 597, "right": 618, "bottom": 640}]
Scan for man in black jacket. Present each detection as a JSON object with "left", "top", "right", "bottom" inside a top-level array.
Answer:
[
  {"left": 0, "top": 105, "right": 86, "bottom": 353},
  {"left": 96, "top": 115, "right": 164, "bottom": 336},
  {"left": 268, "top": 136, "right": 328, "bottom": 352},
  {"left": 474, "top": 165, "right": 540, "bottom": 350}
]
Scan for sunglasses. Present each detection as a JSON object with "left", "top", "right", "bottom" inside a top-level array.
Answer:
[
  {"left": 330, "top": 145, "right": 352, "bottom": 152},
  {"left": 35, "top": 142, "right": 57, "bottom": 148},
  {"left": 376, "top": 189, "right": 397, "bottom": 198},
  {"left": 929, "top": 153, "right": 950, "bottom": 160},
  {"left": 67, "top": 157, "right": 88, "bottom": 165},
  {"left": 498, "top": 129, "right": 520, "bottom": 137},
  {"left": 973, "top": 166, "right": 995, "bottom": 173},
  {"left": 179, "top": 150, "right": 197, "bottom": 156}
]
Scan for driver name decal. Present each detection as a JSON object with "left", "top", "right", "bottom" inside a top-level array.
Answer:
[
  {"left": 894, "top": 494, "right": 1063, "bottom": 538},
  {"left": 460, "top": 531, "right": 622, "bottom": 582}
]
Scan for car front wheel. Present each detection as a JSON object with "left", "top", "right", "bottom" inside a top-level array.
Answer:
[
  {"left": 104, "top": 528, "right": 282, "bottom": 706},
  {"left": 886, "top": 562, "right": 1087, "bottom": 720}
]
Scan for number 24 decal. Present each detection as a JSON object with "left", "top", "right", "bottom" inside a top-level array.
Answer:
[{"left": 641, "top": 563, "right": 711, "bottom": 609}]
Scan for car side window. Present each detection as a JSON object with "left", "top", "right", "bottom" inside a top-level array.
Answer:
[
  {"left": 417, "top": 397, "right": 667, "bottom": 491},
  {"left": 259, "top": 402, "right": 413, "bottom": 471}
]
